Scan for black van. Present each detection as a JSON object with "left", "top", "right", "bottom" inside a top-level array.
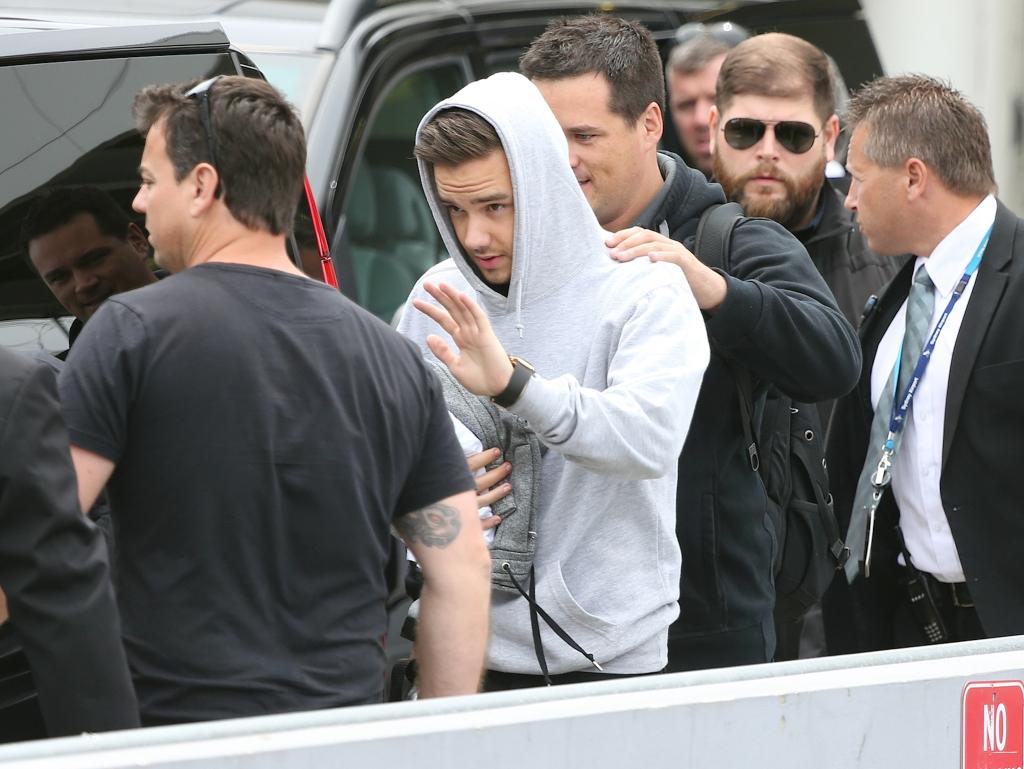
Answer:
[
  {"left": 0, "top": 0, "right": 880, "bottom": 740},
  {"left": 0, "top": 0, "right": 882, "bottom": 341}
]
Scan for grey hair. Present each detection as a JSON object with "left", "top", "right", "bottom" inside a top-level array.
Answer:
[
  {"left": 667, "top": 35, "right": 732, "bottom": 78},
  {"left": 845, "top": 74, "right": 996, "bottom": 197}
]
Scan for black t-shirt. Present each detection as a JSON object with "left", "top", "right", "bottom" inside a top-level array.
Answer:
[{"left": 59, "top": 263, "right": 473, "bottom": 725}]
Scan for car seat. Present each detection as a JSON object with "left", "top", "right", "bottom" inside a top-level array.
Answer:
[
  {"left": 365, "top": 167, "right": 445, "bottom": 320},
  {"left": 345, "top": 163, "right": 385, "bottom": 311}
]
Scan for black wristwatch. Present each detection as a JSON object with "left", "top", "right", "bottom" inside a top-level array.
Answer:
[{"left": 491, "top": 356, "right": 535, "bottom": 408}]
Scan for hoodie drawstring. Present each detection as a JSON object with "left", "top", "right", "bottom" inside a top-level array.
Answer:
[
  {"left": 501, "top": 563, "right": 603, "bottom": 684},
  {"left": 513, "top": 274, "right": 525, "bottom": 338}
]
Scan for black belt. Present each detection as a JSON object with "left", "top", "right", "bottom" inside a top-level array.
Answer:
[
  {"left": 894, "top": 527, "right": 975, "bottom": 610},
  {"left": 919, "top": 571, "right": 975, "bottom": 609}
]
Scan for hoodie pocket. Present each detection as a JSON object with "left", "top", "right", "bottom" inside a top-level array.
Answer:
[
  {"left": 536, "top": 561, "right": 616, "bottom": 642},
  {"left": 680, "top": 492, "right": 725, "bottom": 621}
]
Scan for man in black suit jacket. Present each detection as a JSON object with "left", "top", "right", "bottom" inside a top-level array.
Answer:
[
  {"left": 827, "top": 74, "right": 1024, "bottom": 650},
  {"left": 0, "top": 348, "right": 138, "bottom": 739}
]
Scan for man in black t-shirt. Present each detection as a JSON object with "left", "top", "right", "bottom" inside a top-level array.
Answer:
[{"left": 59, "top": 76, "right": 490, "bottom": 726}]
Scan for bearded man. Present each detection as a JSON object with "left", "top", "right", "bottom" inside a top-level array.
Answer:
[
  {"left": 710, "top": 32, "right": 899, "bottom": 327},
  {"left": 709, "top": 32, "right": 903, "bottom": 658}
]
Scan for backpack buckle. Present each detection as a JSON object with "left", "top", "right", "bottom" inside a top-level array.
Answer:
[
  {"left": 832, "top": 541, "right": 851, "bottom": 568},
  {"left": 747, "top": 442, "right": 760, "bottom": 472}
]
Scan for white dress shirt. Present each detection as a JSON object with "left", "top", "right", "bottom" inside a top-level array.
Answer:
[{"left": 869, "top": 195, "right": 997, "bottom": 582}]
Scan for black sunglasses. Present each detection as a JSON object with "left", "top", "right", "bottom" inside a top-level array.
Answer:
[
  {"left": 185, "top": 76, "right": 223, "bottom": 195},
  {"left": 675, "top": 21, "right": 750, "bottom": 48},
  {"left": 722, "top": 117, "right": 820, "bottom": 155}
]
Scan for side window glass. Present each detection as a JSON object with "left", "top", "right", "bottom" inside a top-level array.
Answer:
[
  {"left": 340, "top": 63, "right": 466, "bottom": 323},
  {"left": 0, "top": 52, "right": 237, "bottom": 357},
  {"left": 0, "top": 51, "right": 322, "bottom": 357}
]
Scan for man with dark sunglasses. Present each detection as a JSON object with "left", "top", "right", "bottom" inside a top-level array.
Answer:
[
  {"left": 58, "top": 75, "right": 490, "bottom": 725},
  {"left": 708, "top": 33, "right": 903, "bottom": 660},
  {"left": 710, "top": 33, "right": 901, "bottom": 328},
  {"left": 521, "top": 16, "right": 860, "bottom": 673}
]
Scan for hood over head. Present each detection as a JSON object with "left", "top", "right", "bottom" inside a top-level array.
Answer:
[{"left": 415, "top": 72, "right": 610, "bottom": 332}]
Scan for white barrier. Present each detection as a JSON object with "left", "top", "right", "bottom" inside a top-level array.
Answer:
[{"left": 2, "top": 636, "right": 1023, "bottom": 768}]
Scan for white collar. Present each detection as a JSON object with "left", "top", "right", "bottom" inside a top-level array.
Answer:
[{"left": 913, "top": 195, "right": 996, "bottom": 297}]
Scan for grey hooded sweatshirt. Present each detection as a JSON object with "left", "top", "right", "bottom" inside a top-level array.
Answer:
[{"left": 397, "top": 72, "right": 709, "bottom": 674}]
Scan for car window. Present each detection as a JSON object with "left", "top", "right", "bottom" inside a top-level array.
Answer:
[
  {"left": 338, "top": 62, "right": 467, "bottom": 323},
  {"left": 0, "top": 49, "right": 323, "bottom": 355},
  {"left": 0, "top": 52, "right": 236, "bottom": 354},
  {"left": 0, "top": 317, "right": 72, "bottom": 356}
]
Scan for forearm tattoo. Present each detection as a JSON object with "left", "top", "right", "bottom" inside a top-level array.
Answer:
[{"left": 395, "top": 502, "right": 462, "bottom": 548}]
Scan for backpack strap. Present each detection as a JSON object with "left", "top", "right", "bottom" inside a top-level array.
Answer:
[
  {"left": 789, "top": 428, "right": 850, "bottom": 568},
  {"left": 694, "top": 202, "right": 759, "bottom": 471},
  {"left": 731, "top": 363, "right": 760, "bottom": 472},
  {"left": 694, "top": 201, "right": 744, "bottom": 271}
]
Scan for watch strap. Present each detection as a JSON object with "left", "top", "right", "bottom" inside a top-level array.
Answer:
[{"left": 492, "top": 358, "right": 534, "bottom": 408}]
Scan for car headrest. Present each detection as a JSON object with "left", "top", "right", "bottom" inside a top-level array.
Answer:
[{"left": 374, "top": 167, "right": 433, "bottom": 241}]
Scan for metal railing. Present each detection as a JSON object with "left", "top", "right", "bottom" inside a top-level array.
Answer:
[{"left": 2, "top": 636, "right": 1023, "bottom": 768}]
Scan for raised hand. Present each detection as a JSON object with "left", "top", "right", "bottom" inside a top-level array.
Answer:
[{"left": 412, "top": 282, "right": 514, "bottom": 397}]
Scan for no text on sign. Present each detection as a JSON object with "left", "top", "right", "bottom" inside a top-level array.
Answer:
[{"left": 963, "top": 681, "right": 1024, "bottom": 769}]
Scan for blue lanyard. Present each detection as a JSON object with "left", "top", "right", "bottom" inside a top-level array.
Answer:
[{"left": 884, "top": 225, "right": 993, "bottom": 450}]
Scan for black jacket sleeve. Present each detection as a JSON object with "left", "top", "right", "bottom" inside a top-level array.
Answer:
[
  {"left": 0, "top": 353, "right": 139, "bottom": 737},
  {"left": 704, "top": 217, "right": 862, "bottom": 402}
]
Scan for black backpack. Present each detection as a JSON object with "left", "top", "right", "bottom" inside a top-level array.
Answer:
[{"left": 694, "top": 203, "right": 850, "bottom": 622}]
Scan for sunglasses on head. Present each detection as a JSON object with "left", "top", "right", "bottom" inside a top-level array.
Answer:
[
  {"left": 675, "top": 21, "right": 750, "bottom": 47},
  {"left": 185, "top": 75, "right": 223, "bottom": 195},
  {"left": 722, "top": 117, "right": 820, "bottom": 155}
]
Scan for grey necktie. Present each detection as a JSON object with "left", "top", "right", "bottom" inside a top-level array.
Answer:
[{"left": 844, "top": 266, "right": 936, "bottom": 581}]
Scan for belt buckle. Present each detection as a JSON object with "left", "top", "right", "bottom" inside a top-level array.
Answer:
[{"left": 951, "top": 582, "right": 974, "bottom": 609}]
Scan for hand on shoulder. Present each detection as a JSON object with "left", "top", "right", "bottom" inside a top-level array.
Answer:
[{"left": 606, "top": 227, "right": 728, "bottom": 312}]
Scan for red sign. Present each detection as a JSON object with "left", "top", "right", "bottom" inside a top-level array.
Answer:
[{"left": 963, "top": 681, "right": 1024, "bottom": 769}]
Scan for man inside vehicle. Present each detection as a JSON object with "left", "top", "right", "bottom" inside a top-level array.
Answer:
[{"left": 22, "top": 186, "right": 157, "bottom": 359}]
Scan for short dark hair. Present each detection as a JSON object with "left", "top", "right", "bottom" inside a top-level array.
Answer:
[
  {"left": 415, "top": 109, "right": 502, "bottom": 167},
  {"left": 716, "top": 33, "right": 836, "bottom": 122},
  {"left": 845, "top": 74, "right": 996, "bottom": 198},
  {"left": 21, "top": 186, "right": 132, "bottom": 261},
  {"left": 133, "top": 76, "right": 306, "bottom": 235},
  {"left": 520, "top": 15, "right": 665, "bottom": 123}
]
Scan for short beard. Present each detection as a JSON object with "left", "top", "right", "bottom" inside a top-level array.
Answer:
[{"left": 713, "top": 152, "right": 826, "bottom": 231}]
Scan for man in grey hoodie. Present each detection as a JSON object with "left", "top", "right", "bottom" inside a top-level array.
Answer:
[{"left": 397, "top": 72, "right": 710, "bottom": 688}]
